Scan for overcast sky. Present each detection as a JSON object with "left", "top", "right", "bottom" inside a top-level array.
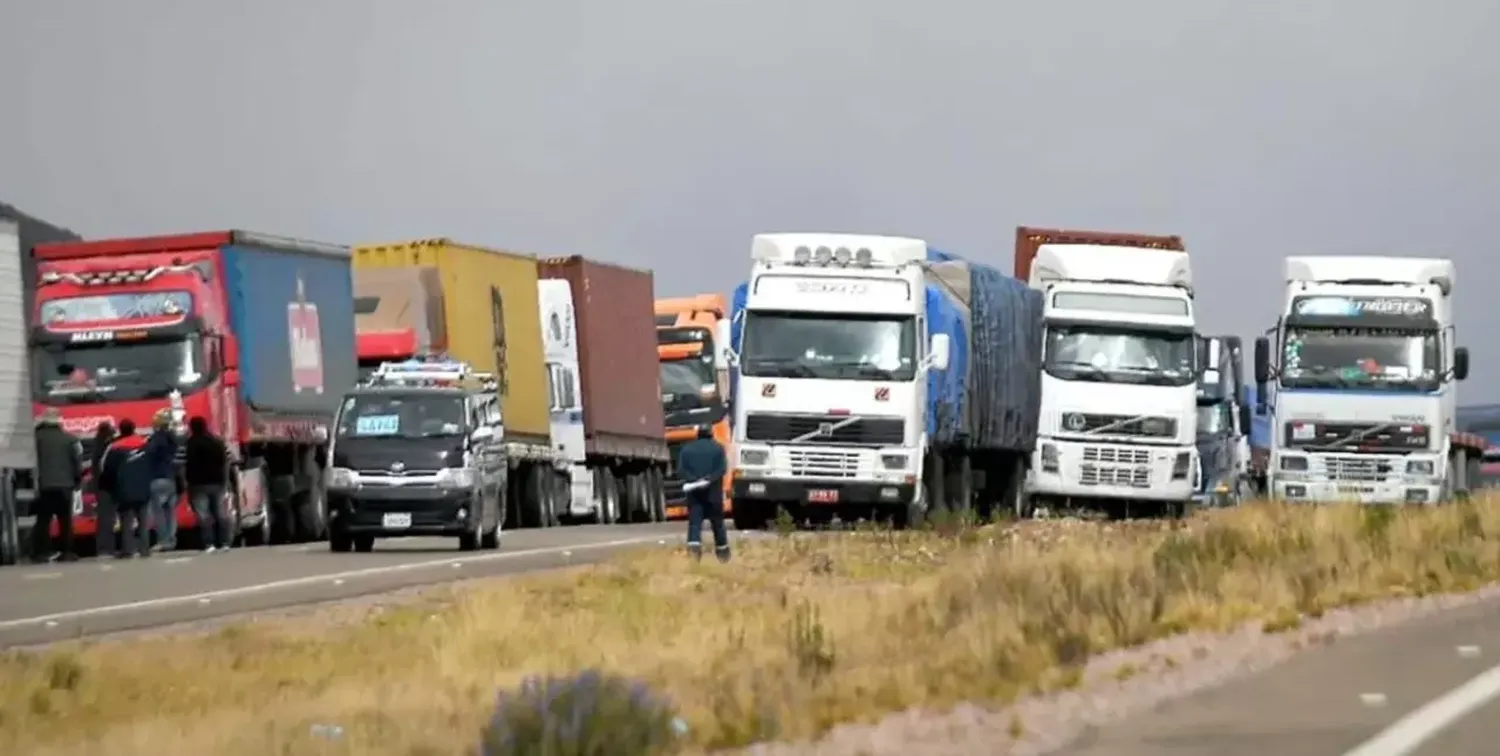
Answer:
[{"left": 4, "top": 1, "right": 1498, "bottom": 397}]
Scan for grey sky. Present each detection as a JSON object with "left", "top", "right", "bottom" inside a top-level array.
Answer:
[{"left": 4, "top": 1, "right": 1498, "bottom": 396}]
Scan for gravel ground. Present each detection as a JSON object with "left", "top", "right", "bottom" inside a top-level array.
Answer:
[{"left": 733, "top": 584, "right": 1500, "bottom": 756}]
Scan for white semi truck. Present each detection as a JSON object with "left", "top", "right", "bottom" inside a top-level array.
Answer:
[
  {"left": 0, "top": 220, "right": 36, "bottom": 565},
  {"left": 1015, "top": 227, "right": 1201, "bottom": 518},
  {"left": 720, "top": 233, "right": 1043, "bottom": 529},
  {"left": 1252, "top": 256, "right": 1485, "bottom": 504}
]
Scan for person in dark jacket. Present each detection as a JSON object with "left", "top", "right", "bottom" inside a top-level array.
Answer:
[
  {"left": 89, "top": 421, "right": 118, "bottom": 558},
  {"left": 144, "top": 410, "right": 180, "bottom": 551},
  {"left": 675, "top": 425, "right": 731, "bottom": 563},
  {"left": 32, "top": 408, "right": 83, "bottom": 562},
  {"left": 183, "top": 416, "right": 230, "bottom": 552},
  {"left": 98, "top": 419, "right": 153, "bottom": 558}
]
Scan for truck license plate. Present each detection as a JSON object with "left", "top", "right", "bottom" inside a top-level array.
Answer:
[
  {"left": 807, "top": 489, "right": 839, "bottom": 504},
  {"left": 383, "top": 512, "right": 412, "bottom": 529}
]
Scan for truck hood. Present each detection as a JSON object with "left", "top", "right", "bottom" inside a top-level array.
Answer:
[{"left": 1041, "top": 376, "right": 1195, "bottom": 444}]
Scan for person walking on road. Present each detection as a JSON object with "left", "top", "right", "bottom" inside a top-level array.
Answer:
[
  {"left": 676, "top": 425, "right": 731, "bottom": 563},
  {"left": 144, "top": 409, "right": 179, "bottom": 552},
  {"left": 90, "top": 421, "right": 118, "bottom": 558},
  {"left": 98, "top": 419, "right": 153, "bottom": 558},
  {"left": 183, "top": 416, "right": 230, "bottom": 553},
  {"left": 32, "top": 408, "right": 83, "bottom": 563}
]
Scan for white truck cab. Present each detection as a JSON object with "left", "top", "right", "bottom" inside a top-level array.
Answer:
[
  {"left": 1019, "top": 234, "right": 1200, "bottom": 515},
  {"left": 718, "top": 233, "right": 950, "bottom": 527},
  {"left": 1253, "top": 256, "right": 1481, "bottom": 504}
]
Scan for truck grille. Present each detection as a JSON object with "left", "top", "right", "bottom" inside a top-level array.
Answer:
[
  {"left": 1319, "top": 456, "right": 1395, "bottom": 483},
  {"left": 1061, "top": 413, "right": 1177, "bottom": 439},
  {"left": 1078, "top": 446, "right": 1152, "bottom": 489},
  {"left": 745, "top": 413, "right": 904, "bottom": 445},
  {"left": 787, "top": 449, "right": 861, "bottom": 478}
]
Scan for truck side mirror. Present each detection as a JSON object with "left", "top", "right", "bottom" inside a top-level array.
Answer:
[
  {"left": 1454, "top": 347, "right": 1470, "bottom": 381},
  {"left": 1239, "top": 404, "right": 1252, "bottom": 438},
  {"left": 928, "top": 333, "right": 951, "bottom": 371},
  {"left": 1253, "top": 337, "right": 1271, "bottom": 385},
  {"left": 714, "top": 319, "right": 737, "bottom": 367}
]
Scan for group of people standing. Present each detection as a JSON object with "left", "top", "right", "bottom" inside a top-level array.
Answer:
[{"left": 31, "top": 410, "right": 231, "bottom": 563}]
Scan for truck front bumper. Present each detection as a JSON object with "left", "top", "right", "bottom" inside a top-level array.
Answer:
[
  {"left": 1027, "top": 440, "right": 1196, "bottom": 502},
  {"left": 328, "top": 486, "right": 481, "bottom": 537},
  {"left": 732, "top": 476, "right": 915, "bottom": 507},
  {"left": 1272, "top": 478, "right": 1438, "bottom": 505}
]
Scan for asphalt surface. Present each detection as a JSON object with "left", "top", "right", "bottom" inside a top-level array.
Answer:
[
  {"left": 0, "top": 522, "right": 681, "bottom": 647},
  {"left": 1057, "top": 598, "right": 1500, "bottom": 756}
]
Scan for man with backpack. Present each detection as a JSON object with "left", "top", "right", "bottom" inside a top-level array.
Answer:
[{"left": 98, "top": 418, "right": 153, "bottom": 558}]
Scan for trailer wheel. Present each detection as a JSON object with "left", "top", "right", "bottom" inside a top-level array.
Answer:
[
  {"left": 0, "top": 474, "right": 18, "bottom": 566},
  {"left": 593, "top": 468, "right": 618, "bottom": 524},
  {"left": 294, "top": 488, "right": 326, "bottom": 542},
  {"left": 645, "top": 468, "right": 666, "bottom": 523}
]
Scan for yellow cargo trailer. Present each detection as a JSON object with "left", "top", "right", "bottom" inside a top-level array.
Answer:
[{"left": 351, "top": 239, "right": 550, "bottom": 446}]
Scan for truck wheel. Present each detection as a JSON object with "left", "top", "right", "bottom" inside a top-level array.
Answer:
[
  {"left": 619, "top": 472, "right": 641, "bottom": 522},
  {"left": 522, "top": 466, "right": 547, "bottom": 528},
  {"left": 294, "top": 489, "right": 326, "bottom": 542},
  {"left": 550, "top": 470, "right": 568, "bottom": 526},
  {"left": 733, "top": 501, "right": 768, "bottom": 531},
  {"left": 0, "top": 477, "right": 17, "bottom": 567},
  {"left": 650, "top": 468, "right": 668, "bottom": 521},
  {"left": 594, "top": 469, "right": 619, "bottom": 525},
  {"left": 1441, "top": 459, "right": 1457, "bottom": 504}
]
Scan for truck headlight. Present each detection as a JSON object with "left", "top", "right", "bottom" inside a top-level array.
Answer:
[
  {"left": 1279, "top": 455, "right": 1308, "bottom": 472},
  {"left": 739, "top": 447, "right": 770, "bottom": 466},
  {"left": 437, "top": 468, "right": 477, "bottom": 489},
  {"left": 880, "top": 453, "right": 908, "bottom": 470},
  {"left": 1040, "top": 443, "right": 1059, "bottom": 473},
  {"left": 1172, "top": 451, "right": 1191, "bottom": 480},
  {"left": 1406, "top": 459, "right": 1435, "bottom": 475},
  {"left": 327, "top": 467, "right": 359, "bottom": 490}
]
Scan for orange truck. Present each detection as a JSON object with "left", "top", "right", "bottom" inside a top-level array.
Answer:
[{"left": 655, "top": 295, "right": 732, "bottom": 519}]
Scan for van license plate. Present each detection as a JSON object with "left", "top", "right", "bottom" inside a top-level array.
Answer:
[
  {"left": 383, "top": 513, "right": 412, "bottom": 529},
  {"left": 807, "top": 489, "right": 839, "bottom": 504}
]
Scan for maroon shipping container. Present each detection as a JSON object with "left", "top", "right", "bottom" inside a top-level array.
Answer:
[
  {"left": 1014, "top": 226, "right": 1185, "bottom": 282},
  {"left": 537, "top": 256, "right": 668, "bottom": 462}
]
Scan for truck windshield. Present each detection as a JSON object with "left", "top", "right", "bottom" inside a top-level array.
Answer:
[
  {"left": 660, "top": 355, "right": 716, "bottom": 407},
  {"left": 337, "top": 393, "right": 467, "bottom": 439},
  {"left": 1281, "top": 327, "right": 1439, "bottom": 391},
  {"left": 33, "top": 337, "right": 205, "bottom": 404},
  {"left": 1044, "top": 325, "right": 1195, "bottom": 386},
  {"left": 1196, "top": 403, "right": 1231, "bottom": 435},
  {"left": 740, "top": 311, "right": 917, "bottom": 382}
]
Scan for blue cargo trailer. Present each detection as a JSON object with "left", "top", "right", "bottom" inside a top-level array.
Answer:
[{"left": 224, "top": 242, "right": 358, "bottom": 426}]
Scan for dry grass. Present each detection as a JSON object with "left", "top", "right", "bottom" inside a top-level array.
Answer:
[{"left": 7, "top": 498, "right": 1500, "bottom": 755}]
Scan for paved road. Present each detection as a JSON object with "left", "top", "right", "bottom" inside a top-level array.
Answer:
[
  {"left": 0, "top": 522, "right": 680, "bottom": 647},
  {"left": 1058, "top": 598, "right": 1500, "bottom": 756}
]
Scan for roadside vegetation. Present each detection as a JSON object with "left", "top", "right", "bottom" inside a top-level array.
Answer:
[{"left": 6, "top": 498, "right": 1500, "bottom": 755}]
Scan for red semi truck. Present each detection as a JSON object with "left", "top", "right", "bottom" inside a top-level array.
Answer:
[{"left": 30, "top": 231, "right": 358, "bottom": 549}]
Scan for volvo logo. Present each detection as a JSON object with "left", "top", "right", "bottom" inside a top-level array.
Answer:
[
  {"left": 1064, "top": 413, "right": 1087, "bottom": 431},
  {"left": 390, "top": 461, "right": 405, "bottom": 473},
  {"left": 817, "top": 422, "right": 835, "bottom": 437}
]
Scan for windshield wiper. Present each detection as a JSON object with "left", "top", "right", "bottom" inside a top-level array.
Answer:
[
  {"left": 746, "top": 358, "right": 817, "bottom": 378},
  {"left": 833, "top": 363, "right": 900, "bottom": 380},
  {"left": 1052, "top": 361, "right": 1113, "bottom": 382}
]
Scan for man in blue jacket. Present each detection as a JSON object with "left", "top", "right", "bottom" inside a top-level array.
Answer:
[
  {"left": 144, "top": 410, "right": 180, "bottom": 551},
  {"left": 98, "top": 419, "right": 154, "bottom": 558},
  {"left": 675, "top": 426, "right": 731, "bottom": 563}
]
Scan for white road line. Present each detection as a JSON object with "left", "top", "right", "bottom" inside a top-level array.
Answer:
[
  {"left": 0, "top": 536, "right": 660, "bottom": 632},
  {"left": 1342, "top": 662, "right": 1500, "bottom": 756}
]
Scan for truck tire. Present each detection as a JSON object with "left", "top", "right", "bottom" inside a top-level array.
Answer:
[
  {"left": 732, "top": 501, "right": 768, "bottom": 531},
  {"left": 594, "top": 468, "right": 619, "bottom": 524},
  {"left": 294, "top": 488, "right": 326, "bottom": 542},
  {"left": 620, "top": 471, "right": 643, "bottom": 522},
  {"left": 0, "top": 475, "right": 17, "bottom": 566},
  {"left": 646, "top": 468, "right": 666, "bottom": 523},
  {"left": 522, "top": 466, "right": 547, "bottom": 528}
]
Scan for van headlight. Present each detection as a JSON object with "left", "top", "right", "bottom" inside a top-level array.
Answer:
[
  {"left": 1406, "top": 459, "right": 1435, "bottom": 475},
  {"left": 327, "top": 467, "right": 359, "bottom": 490},
  {"left": 437, "top": 468, "right": 477, "bottom": 489},
  {"left": 739, "top": 447, "right": 770, "bottom": 466}
]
